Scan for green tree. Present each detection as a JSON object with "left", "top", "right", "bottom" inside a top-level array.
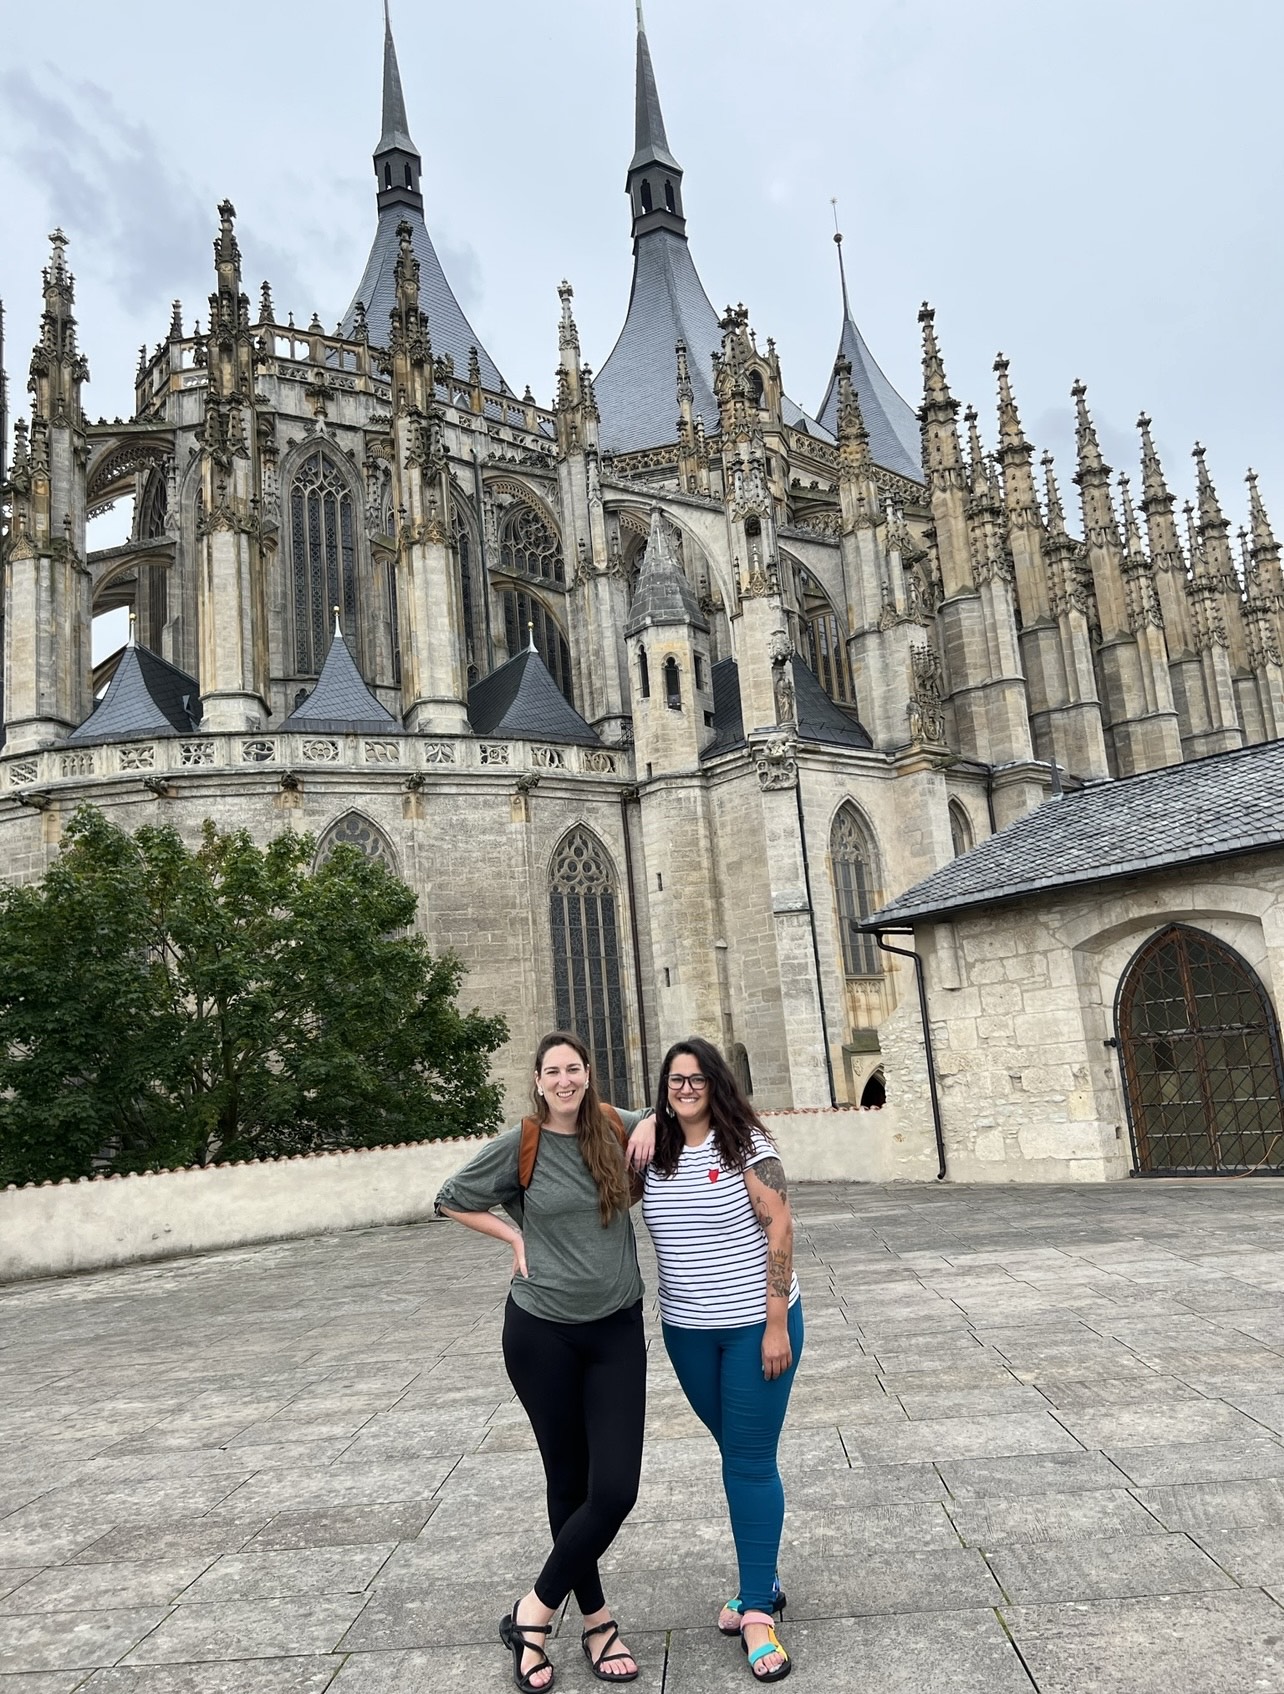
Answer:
[{"left": 0, "top": 808, "right": 506, "bottom": 1186}]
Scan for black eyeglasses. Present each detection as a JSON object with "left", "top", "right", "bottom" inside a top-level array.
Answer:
[{"left": 667, "top": 1072, "right": 708, "bottom": 1092}]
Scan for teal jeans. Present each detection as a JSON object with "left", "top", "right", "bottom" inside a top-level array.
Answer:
[{"left": 662, "top": 1300, "right": 804, "bottom": 1612}]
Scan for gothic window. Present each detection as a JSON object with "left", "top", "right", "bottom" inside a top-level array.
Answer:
[
  {"left": 384, "top": 164, "right": 392, "bottom": 189},
  {"left": 949, "top": 800, "right": 974, "bottom": 858},
  {"left": 385, "top": 505, "right": 402, "bottom": 688},
  {"left": 1118, "top": 924, "right": 1284, "bottom": 1174},
  {"left": 500, "top": 504, "right": 564, "bottom": 585},
  {"left": 639, "top": 647, "right": 650, "bottom": 699},
  {"left": 503, "top": 589, "right": 575, "bottom": 706},
  {"left": 664, "top": 178, "right": 676, "bottom": 213},
  {"left": 549, "top": 828, "right": 630, "bottom": 1104},
  {"left": 290, "top": 450, "right": 359, "bottom": 675},
  {"left": 797, "top": 567, "right": 852, "bottom": 706},
  {"left": 664, "top": 656, "right": 681, "bottom": 710},
  {"left": 454, "top": 507, "right": 481, "bottom": 669},
  {"left": 404, "top": 163, "right": 413, "bottom": 188},
  {"left": 641, "top": 180, "right": 654, "bottom": 214},
  {"left": 831, "top": 804, "right": 881, "bottom": 979},
  {"left": 316, "top": 810, "right": 397, "bottom": 874},
  {"left": 138, "top": 470, "right": 167, "bottom": 540}
]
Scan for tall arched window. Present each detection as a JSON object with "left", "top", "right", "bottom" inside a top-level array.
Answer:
[
  {"left": 797, "top": 567, "right": 852, "bottom": 706},
  {"left": 831, "top": 804, "right": 881, "bottom": 978},
  {"left": 290, "top": 451, "right": 358, "bottom": 675},
  {"left": 549, "top": 828, "right": 629, "bottom": 1102},
  {"left": 316, "top": 810, "right": 397, "bottom": 874},
  {"left": 500, "top": 504, "right": 564, "bottom": 585},
  {"left": 453, "top": 506, "right": 487, "bottom": 673},
  {"left": 638, "top": 647, "right": 650, "bottom": 699},
  {"left": 385, "top": 505, "right": 402, "bottom": 688},
  {"left": 664, "top": 656, "right": 681, "bottom": 709},
  {"left": 1118, "top": 924, "right": 1284, "bottom": 1174},
  {"left": 949, "top": 800, "right": 974, "bottom": 858},
  {"left": 503, "top": 589, "right": 575, "bottom": 706}
]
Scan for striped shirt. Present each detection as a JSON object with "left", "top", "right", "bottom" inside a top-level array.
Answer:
[{"left": 642, "top": 1130, "right": 801, "bottom": 1329}]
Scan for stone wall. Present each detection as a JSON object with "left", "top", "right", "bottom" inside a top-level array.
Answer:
[
  {"left": 0, "top": 1106, "right": 926, "bottom": 1284},
  {"left": 884, "top": 849, "right": 1284, "bottom": 1182}
]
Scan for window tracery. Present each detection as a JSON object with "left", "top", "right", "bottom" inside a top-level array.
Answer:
[
  {"left": 500, "top": 504, "right": 564, "bottom": 586},
  {"left": 290, "top": 451, "right": 359, "bottom": 675},
  {"left": 316, "top": 810, "right": 397, "bottom": 874},
  {"left": 549, "top": 828, "right": 629, "bottom": 1103},
  {"left": 831, "top": 804, "right": 881, "bottom": 978},
  {"left": 502, "top": 589, "right": 575, "bottom": 706}
]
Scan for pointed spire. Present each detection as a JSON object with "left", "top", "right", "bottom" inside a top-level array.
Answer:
[
  {"left": 964, "top": 405, "right": 986, "bottom": 492},
  {"left": 1137, "top": 412, "right": 1171, "bottom": 509},
  {"left": 1071, "top": 379, "right": 1108, "bottom": 478},
  {"left": 632, "top": 2, "right": 679, "bottom": 172},
  {"left": 558, "top": 279, "right": 580, "bottom": 358},
  {"left": 832, "top": 208, "right": 852, "bottom": 320},
  {"left": 1042, "top": 451, "right": 1068, "bottom": 536},
  {"left": 994, "top": 354, "right": 1026, "bottom": 453},
  {"left": 1192, "top": 442, "right": 1228, "bottom": 533},
  {"left": 918, "top": 303, "right": 953, "bottom": 410},
  {"left": 1119, "top": 473, "right": 1145, "bottom": 557},
  {"left": 379, "top": 0, "right": 415, "bottom": 156},
  {"left": 625, "top": 507, "right": 708, "bottom": 635},
  {"left": 1247, "top": 469, "right": 1279, "bottom": 556}
]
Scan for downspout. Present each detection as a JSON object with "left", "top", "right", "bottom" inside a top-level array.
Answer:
[
  {"left": 873, "top": 928, "right": 947, "bottom": 1180},
  {"left": 794, "top": 779, "right": 838, "bottom": 1107},
  {"left": 620, "top": 789, "right": 652, "bottom": 1102}
]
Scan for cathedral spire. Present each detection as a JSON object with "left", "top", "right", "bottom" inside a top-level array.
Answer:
[
  {"left": 627, "top": 2, "right": 685, "bottom": 239},
  {"left": 375, "top": 0, "right": 422, "bottom": 210},
  {"left": 341, "top": 2, "right": 505, "bottom": 389}
]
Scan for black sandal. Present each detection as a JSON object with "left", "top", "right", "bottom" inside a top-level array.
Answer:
[
  {"left": 581, "top": 1618, "right": 639, "bottom": 1683},
  {"left": 499, "top": 1601, "right": 555, "bottom": 1693}
]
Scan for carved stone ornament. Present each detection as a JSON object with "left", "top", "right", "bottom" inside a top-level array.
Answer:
[
  {"left": 753, "top": 732, "right": 799, "bottom": 791},
  {"left": 766, "top": 629, "right": 794, "bottom": 668},
  {"left": 906, "top": 643, "right": 948, "bottom": 746}
]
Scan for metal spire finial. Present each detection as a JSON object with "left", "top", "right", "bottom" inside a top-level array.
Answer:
[
  {"left": 831, "top": 198, "right": 851, "bottom": 320},
  {"left": 333, "top": 605, "right": 342, "bottom": 637},
  {"left": 527, "top": 620, "right": 537, "bottom": 653}
]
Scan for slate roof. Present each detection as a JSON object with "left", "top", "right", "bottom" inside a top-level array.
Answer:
[
  {"left": 341, "top": 206, "right": 507, "bottom": 393},
  {"left": 625, "top": 509, "right": 708, "bottom": 635},
  {"left": 596, "top": 230, "right": 721, "bottom": 456},
  {"left": 703, "top": 656, "right": 874, "bottom": 756},
  {"left": 467, "top": 646, "right": 601, "bottom": 747},
  {"left": 67, "top": 644, "right": 203, "bottom": 745},
  {"left": 867, "top": 739, "right": 1284, "bottom": 928},
  {"left": 279, "top": 626, "right": 401, "bottom": 735},
  {"left": 816, "top": 311, "right": 923, "bottom": 484}
]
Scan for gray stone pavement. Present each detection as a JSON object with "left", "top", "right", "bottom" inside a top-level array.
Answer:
[{"left": 2, "top": 1182, "right": 1284, "bottom": 1691}]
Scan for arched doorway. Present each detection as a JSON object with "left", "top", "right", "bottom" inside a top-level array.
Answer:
[{"left": 1117, "top": 924, "right": 1284, "bottom": 1174}]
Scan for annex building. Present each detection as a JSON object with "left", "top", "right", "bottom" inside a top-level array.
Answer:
[{"left": 2, "top": 6, "right": 1284, "bottom": 1156}]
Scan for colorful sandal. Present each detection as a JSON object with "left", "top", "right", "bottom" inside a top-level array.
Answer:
[
  {"left": 499, "top": 1601, "right": 555, "bottom": 1693},
  {"left": 581, "top": 1618, "right": 639, "bottom": 1682},
  {"left": 719, "top": 1585, "right": 787, "bottom": 1636},
  {"left": 741, "top": 1612, "right": 791, "bottom": 1683}
]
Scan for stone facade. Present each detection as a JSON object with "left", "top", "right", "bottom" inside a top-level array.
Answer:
[
  {"left": 881, "top": 851, "right": 1284, "bottom": 1182},
  {"left": 2, "top": 10, "right": 1282, "bottom": 1128}
]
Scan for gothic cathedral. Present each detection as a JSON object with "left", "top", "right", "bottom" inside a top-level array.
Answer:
[{"left": 2, "top": 7, "right": 1282, "bottom": 1113}]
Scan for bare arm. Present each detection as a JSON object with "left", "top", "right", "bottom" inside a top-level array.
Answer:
[
  {"left": 743, "top": 1157, "right": 794, "bottom": 1380},
  {"left": 438, "top": 1205, "right": 529, "bottom": 1280}
]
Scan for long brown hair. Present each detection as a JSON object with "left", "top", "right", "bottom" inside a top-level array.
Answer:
[
  {"left": 652, "top": 1035, "right": 773, "bottom": 1178},
  {"left": 533, "top": 1031, "right": 630, "bottom": 1226}
]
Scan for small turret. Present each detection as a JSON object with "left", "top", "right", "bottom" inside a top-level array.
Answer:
[{"left": 626, "top": 508, "right": 713, "bottom": 772}]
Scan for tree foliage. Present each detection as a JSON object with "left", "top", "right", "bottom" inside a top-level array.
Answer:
[{"left": 0, "top": 808, "right": 506, "bottom": 1186}]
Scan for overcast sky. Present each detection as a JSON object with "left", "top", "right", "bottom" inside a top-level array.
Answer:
[{"left": 3, "top": 0, "right": 1282, "bottom": 568}]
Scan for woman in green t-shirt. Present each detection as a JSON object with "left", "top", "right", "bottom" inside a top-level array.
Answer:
[{"left": 435, "top": 1030, "right": 651, "bottom": 1690}]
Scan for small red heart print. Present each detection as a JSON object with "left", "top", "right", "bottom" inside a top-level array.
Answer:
[{"left": 708, "top": 1169, "right": 719, "bottom": 1182}]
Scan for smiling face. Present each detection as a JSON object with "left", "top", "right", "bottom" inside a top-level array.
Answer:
[
  {"left": 665, "top": 1050, "right": 711, "bottom": 1137},
  {"left": 537, "top": 1042, "right": 590, "bottom": 1121}
]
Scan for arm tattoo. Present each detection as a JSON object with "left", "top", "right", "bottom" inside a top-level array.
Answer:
[
  {"left": 753, "top": 1158, "right": 788, "bottom": 1200},
  {"left": 767, "top": 1247, "right": 792, "bottom": 1300}
]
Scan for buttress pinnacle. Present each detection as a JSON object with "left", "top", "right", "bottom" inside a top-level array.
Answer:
[{"left": 1072, "top": 380, "right": 1107, "bottom": 477}]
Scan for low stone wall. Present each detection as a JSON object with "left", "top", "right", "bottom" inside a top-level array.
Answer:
[{"left": 0, "top": 1105, "right": 919, "bottom": 1284}]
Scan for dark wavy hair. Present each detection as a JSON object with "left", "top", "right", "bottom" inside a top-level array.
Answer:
[
  {"left": 652, "top": 1035, "right": 772, "bottom": 1178},
  {"left": 532, "top": 1030, "right": 630, "bottom": 1226}
]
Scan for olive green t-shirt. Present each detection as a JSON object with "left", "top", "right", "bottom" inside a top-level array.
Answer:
[{"left": 434, "top": 1111, "right": 647, "bottom": 1324}]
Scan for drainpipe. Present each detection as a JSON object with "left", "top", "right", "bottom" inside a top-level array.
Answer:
[
  {"left": 872, "top": 928, "right": 947, "bottom": 1180},
  {"left": 620, "top": 790, "right": 652, "bottom": 1102},
  {"left": 794, "top": 779, "right": 838, "bottom": 1107}
]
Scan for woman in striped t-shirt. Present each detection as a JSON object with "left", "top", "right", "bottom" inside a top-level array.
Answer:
[{"left": 641, "top": 1037, "right": 802, "bottom": 1683}]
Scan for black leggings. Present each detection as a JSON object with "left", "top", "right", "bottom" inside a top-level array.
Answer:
[{"left": 502, "top": 1295, "right": 646, "bottom": 1613}]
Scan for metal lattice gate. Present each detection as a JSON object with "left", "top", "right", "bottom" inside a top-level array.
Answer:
[{"left": 1118, "top": 924, "right": 1284, "bottom": 1175}]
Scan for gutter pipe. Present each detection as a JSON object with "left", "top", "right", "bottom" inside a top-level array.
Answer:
[{"left": 872, "top": 927, "right": 947, "bottom": 1180}]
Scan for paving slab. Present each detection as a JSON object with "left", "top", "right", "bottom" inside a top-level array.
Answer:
[
  {"left": 1003, "top": 1589, "right": 1284, "bottom": 1694},
  {"left": 3, "top": 1182, "right": 1284, "bottom": 1686}
]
